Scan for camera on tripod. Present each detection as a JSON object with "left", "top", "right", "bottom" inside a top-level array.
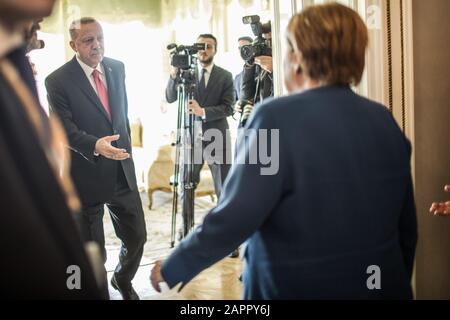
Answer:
[
  {"left": 167, "top": 43, "right": 207, "bottom": 70},
  {"left": 240, "top": 15, "right": 272, "bottom": 63},
  {"left": 166, "top": 42, "right": 208, "bottom": 244}
]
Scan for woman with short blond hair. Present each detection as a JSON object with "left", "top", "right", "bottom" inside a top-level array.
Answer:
[
  {"left": 285, "top": 3, "right": 368, "bottom": 88},
  {"left": 152, "top": 3, "right": 417, "bottom": 300}
]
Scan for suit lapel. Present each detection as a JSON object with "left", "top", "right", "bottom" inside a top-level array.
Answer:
[{"left": 68, "top": 57, "right": 111, "bottom": 124}]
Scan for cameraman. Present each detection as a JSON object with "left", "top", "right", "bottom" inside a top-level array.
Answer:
[
  {"left": 234, "top": 36, "right": 253, "bottom": 102},
  {"left": 238, "top": 32, "right": 273, "bottom": 127},
  {"left": 165, "top": 34, "right": 234, "bottom": 239}
]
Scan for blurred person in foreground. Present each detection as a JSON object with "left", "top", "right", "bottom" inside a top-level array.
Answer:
[
  {"left": 151, "top": 3, "right": 417, "bottom": 299},
  {"left": 0, "top": 0, "right": 101, "bottom": 299}
]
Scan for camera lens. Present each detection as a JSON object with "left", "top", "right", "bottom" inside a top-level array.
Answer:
[{"left": 240, "top": 45, "right": 255, "bottom": 62}]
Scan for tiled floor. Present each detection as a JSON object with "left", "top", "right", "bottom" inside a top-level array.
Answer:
[
  {"left": 106, "top": 253, "right": 243, "bottom": 300},
  {"left": 104, "top": 191, "right": 243, "bottom": 300}
]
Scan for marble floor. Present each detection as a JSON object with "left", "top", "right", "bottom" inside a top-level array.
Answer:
[
  {"left": 104, "top": 191, "right": 243, "bottom": 300},
  {"left": 107, "top": 256, "right": 243, "bottom": 300}
]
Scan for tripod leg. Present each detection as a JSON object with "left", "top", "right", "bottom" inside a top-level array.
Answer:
[
  {"left": 171, "top": 79, "right": 200, "bottom": 241},
  {"left": 180, "top": 119, "right": 201, "bottom": 238},
  {"left": 170, "top": 86, "right": 185, "bottom": 247}
]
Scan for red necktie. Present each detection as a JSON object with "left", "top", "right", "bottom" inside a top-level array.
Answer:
[{"left": 92, "top": 69, "right": 111, "bottom": 121}]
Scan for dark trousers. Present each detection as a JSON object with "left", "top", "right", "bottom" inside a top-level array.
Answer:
[{"left": 76, "top": 167, "right": 146, "bottom": 294}]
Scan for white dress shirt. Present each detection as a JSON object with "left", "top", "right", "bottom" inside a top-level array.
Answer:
[
  {"left": 76, "top": 54, "right": 108, "bottom": 95},
  {"left": 198, "top": 63, "right": 214, "bottom": 88},
  {"left": 76, "top": 55, "right": 108, "bottom": 156},
  {"left": 198, "top": 63, "right": 214, "bottom": 120}
]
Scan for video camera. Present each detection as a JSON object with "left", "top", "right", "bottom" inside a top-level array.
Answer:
[
  {"left": 240, "top": 15, "right": 272, "bottom": 63},
  {"left": 167, "top": 43, "right": 207, "bottom": 70}
]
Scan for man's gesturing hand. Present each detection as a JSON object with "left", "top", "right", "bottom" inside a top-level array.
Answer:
[{"left": 95, "top": 134, "right": 130, "bottom": 160}]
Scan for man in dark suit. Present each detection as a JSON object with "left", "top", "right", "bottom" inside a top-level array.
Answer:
[
  {"left": 151, "top": 4, "right": 417, "bottom": 299},
  {"left": 46, "top": 18, "right": 146, "bottom": 300},
  {"left": 0, "top": 0, "right": 101, "bottom": 299},
  {"left": 166, "top": 34, "right": 234, "bottom": 237}
]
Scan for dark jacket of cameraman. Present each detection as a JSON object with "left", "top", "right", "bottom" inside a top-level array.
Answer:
[
  {"left": 240, "top": 63, "right": 273, "bottom": 105},
  {"left": 165, "top": 65, "right": 234, "bottom": 156}
]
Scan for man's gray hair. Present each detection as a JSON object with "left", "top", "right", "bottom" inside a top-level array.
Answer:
[{"left": 69, "top": 17, "right": 98, "bottom": 40}]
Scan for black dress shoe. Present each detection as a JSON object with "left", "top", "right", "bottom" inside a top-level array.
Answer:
[
  {"left": 229, "top": 248, "right": 239, "bottom": 258},
  {"left": 111, "top": 275, "right": 140, "bottom": 300}
]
